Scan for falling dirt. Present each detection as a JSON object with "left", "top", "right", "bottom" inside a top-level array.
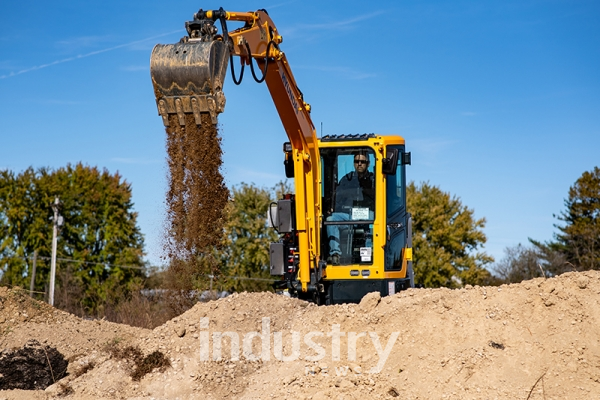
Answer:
[
  {"left": 2, "top": 272, "right": 600, "bottom": 399},
  {"left": 164, "top": 113, "right": 229, "bottom": 287}
]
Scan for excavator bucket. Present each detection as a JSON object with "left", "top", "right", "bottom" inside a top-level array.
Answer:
[{"left": 150, "top": 40, "right": 229, "bottom": 126}]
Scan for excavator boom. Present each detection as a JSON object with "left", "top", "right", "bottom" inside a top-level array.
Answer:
[{"left": 150, "top": 8, "right": 322, "bottom": 292}]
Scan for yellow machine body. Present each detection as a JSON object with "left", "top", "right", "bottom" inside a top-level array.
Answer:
[{"left": 150, "top": 8, "right": 413, "bottom": 304}]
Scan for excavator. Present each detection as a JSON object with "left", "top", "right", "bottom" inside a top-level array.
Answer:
[{"left": 150, "top": 8, "right": 413, "bottom": 304}]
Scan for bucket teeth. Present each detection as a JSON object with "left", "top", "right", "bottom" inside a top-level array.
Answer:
[
  {"left": 207, "top": 98, "right": 217, "bottom": 124},
  {"left": 215, "top": 90, "right": 226, "bottom": 113},
  {"left": 155, "top": 94, "right": 223, "bottom": 127},
  {"left": 175, "top": 98, "right": 186, "bottom": 126},
  {"left": 158, "top": 100, "right": 169, "bottom": 127},
  {"left": 191, "top": 98, "right": 202, "bottom": 126}
]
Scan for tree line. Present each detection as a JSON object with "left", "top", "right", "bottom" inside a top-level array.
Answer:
[
  {"left": 495, "top": 166, "right": 600, "bottom": 282},
  {"left": 2, "top": 163, "right": 598, "bottom": 319},
  {"left": 208, "top": 167, "right": 600, "bottom": 289},
  {"left": 0, "top": 164, "right": 145, "bottom": 315}
]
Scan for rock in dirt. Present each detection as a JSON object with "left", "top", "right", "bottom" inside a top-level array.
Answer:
[
  {"left": 174, "top": 326, "right": 186, "bottom": 338},
  {"left": 359, "top": 291, "right": 381, "bottom": 312}
]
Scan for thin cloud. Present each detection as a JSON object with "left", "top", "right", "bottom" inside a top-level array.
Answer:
[
  {"left": 300, "top": 11, "right": 385, "bottom": 30},
  {"left": 283, "top": 11, "right": 385, "bottom": 37},
  {"left": 265, "top": 0, "right": 297, "bottom": 10},
  {"left": 0, "top": 30, "right": 180, "bottom": 80},
  {"left": 461, "top": 111, "right": 477, "bottom": 116},
  {"left": 0, "top": 60, "right": 17, "bottom": 71},
  {"left": 55, "top": 35, "right": 114, "bottom": 51},
  {"left": 121, "top": 65, "right": 148, "bottom": 72}
]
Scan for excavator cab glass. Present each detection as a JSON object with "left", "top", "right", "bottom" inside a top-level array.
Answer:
[{"left": 321, "top": 147, "right": 376, "bottom": 266}]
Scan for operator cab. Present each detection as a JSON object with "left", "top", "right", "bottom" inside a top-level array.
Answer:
[
  {"left": 272, "top": 134, "right": 413, "bottom": 304},
  {"left": 320, "top": 147, "right": 376, "bottom": 265}
]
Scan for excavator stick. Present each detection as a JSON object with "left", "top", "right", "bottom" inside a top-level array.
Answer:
[{"left": 150, "top": 31, "right": 229, "bottom": 126}]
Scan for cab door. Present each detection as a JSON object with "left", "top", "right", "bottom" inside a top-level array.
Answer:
[{"left": 384, "top": 145, "right": 408, "bottom": 271}]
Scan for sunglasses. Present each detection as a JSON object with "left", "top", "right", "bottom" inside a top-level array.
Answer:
[{"left": 354, "top": 159, "right": 368, "bottom": 165}]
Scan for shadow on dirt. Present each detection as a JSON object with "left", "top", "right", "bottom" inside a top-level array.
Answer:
[{"left": 0, "top": 339, "right": 68, "bottom": 390}]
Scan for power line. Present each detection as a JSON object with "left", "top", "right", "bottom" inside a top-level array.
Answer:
[
  {"left": 1, "top": 255, "right": 276, "bottom": 282},
  {"left": 2, "top": 255, "right": 150, "bottom": 270},
  {"left": 2, "top": 283, "right": 46, "bottom": 295},
  {"left": 2, "top": 254, "right": 284, "bottom": 288},
  {"left": 222, "top": 276, "right": 275, "bottom": 282}
]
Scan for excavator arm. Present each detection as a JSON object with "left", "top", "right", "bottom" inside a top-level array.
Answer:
[{"left": 150, "top": 9, "right": 322, "bottom": 292}]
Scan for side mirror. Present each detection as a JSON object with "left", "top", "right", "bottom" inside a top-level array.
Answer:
[
  {"left": 382, "top": 148, "right": 399, "bottom": 175},
  {"left": 283, "top": 142, "right": 294, "bottom": 178},
  {"left": 402, "top": 152, "right": 411, "bottom": 166}
]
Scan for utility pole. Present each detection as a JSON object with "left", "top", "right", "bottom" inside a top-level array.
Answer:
[
  {"left": 29, "top": 250, "right": 38, "bottom": 297},
  {"left": 49, "top": 197, "right": 63, "bottom": 306}
]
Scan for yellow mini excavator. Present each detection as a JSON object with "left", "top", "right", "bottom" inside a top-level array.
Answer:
[{"left": 150, "top": 8, "right": 413, "bottom": 304}]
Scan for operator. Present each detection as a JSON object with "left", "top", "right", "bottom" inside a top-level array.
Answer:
[{"left": 326, "top": 151, "right": 375, "bottom": 265}]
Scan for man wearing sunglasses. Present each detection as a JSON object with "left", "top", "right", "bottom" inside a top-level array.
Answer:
[{"left": 326, "top": 151, "right": 375, "bottom": 265}]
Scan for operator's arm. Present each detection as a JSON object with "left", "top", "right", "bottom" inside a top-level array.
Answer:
[
  {"left": 333, "top": 179, "right": 346, "bottom": 213},
  {"left": 359, "top": 173, "right": 375, "bottom": 210},
  {"left": 334, "top": 172, "right": 353, "bottom": 212}
]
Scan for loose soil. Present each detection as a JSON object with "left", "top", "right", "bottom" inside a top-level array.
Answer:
[
  {"left": 164, "top": 113, "right": 229, "bottom": 287},
  {"left": 0, "top": 340, "right": 67, "bottom": 390},
  {"left": 2, "top": 271, "right": 600, "bottom": 399}
]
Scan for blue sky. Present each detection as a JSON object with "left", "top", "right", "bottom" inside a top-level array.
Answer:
[{"left": 2, "top": 1, "right": 599, "bottom": 269}]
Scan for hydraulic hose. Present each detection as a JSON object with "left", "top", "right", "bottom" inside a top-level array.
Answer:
[{"left": 245, "top": 40, "right": 277, "bottom": 83}]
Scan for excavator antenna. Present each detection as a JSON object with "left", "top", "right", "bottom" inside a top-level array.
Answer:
[{"left": 150, "top": 13, "right": 229, "bottom": 126}]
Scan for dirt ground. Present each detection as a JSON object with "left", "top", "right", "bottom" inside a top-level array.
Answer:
[{"left": 1, "top": 271, "right": 600, "bottom": 399}]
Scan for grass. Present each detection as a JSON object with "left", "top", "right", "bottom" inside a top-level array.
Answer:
[{"left": 104, "top": 340, "right": 171, "bottom": 381}]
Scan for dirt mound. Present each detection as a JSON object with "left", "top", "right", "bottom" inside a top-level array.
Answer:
[
  {"left": 2, "top": 271, "right": 600, "bottom": 399},
  {"left": 0, "top": 286, "right": 56, "bottom": 327}
]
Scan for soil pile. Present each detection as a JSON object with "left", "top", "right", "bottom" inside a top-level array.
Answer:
[
  {"left": 2, "top": 271, "right": 600, "bottom": 399},
  {"left": 164, "top": 113, "right": 229, "bottom": 287},
  {"left": 0, "top": 340, "right": 67, "bottom": 390}
]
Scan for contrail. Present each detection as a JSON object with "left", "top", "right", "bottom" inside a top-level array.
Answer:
[{"left": 0, "top": 30, "right": 181, "bottom": 79}]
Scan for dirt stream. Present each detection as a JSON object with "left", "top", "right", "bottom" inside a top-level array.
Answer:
[
  {"left": 164, "top": 113, "right": 229, "bottom": 281},
  {"left": 1, "top": 271, "right": 600, "bottom": 399}
]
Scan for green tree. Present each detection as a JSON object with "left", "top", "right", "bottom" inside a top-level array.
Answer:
[
  {"left": 407, "top": 182, "right": 494, "bottom": 287},
  {"left": 0, "top": 163, "right": 145, "bottom": 312},
  {"left": 219, "top": 183, "right": 280, "bottom": 292},
  {"left": 538, "top": 166, "right": 600, "bottom": 271},
  {"left": 216, "top": 181, "right": 294, "bottom": 292}
]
